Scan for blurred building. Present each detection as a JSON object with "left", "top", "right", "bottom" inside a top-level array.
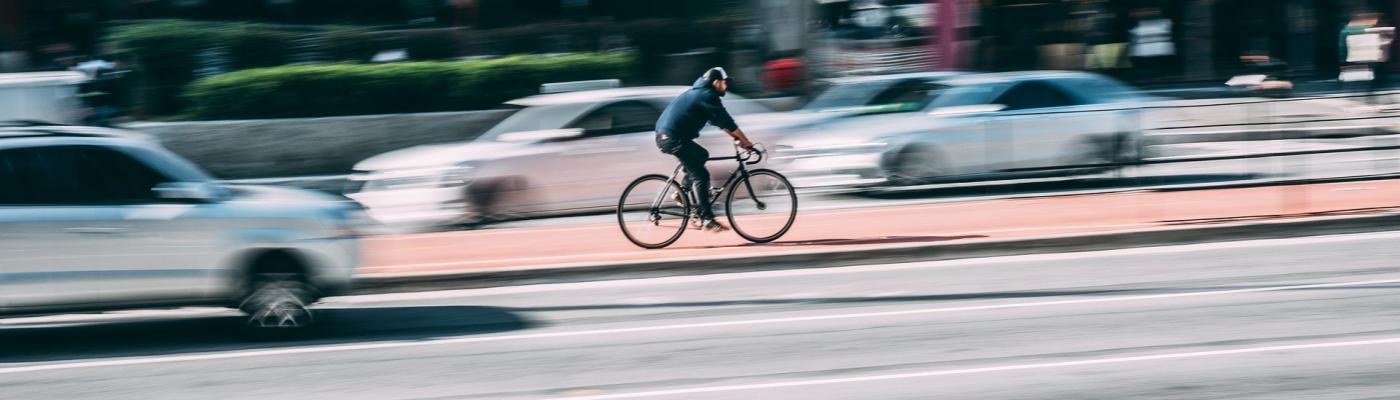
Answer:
[
  {"left": 5, "top": 0, "right": 1400, "bottom": 85},
  {"left": 971, "top": 0, "right": 1399, "bottom": 82}
]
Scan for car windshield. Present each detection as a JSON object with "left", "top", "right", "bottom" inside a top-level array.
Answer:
[
  {"left": 801, "top": 79, "right": 947, "bottom": 114},
  {"left": 479, "top": 93, "right": 768, "bottom": 142},
  {"left": 925, "top": 82, "right": 1012, "bottom": 109},
  {"left": 477, "top": 103, "right": 593, "bottom": 142}
]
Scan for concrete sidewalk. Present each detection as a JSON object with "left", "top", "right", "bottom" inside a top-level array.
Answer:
[{"left": 354, "top": 179, "right": 1400, "bottom": 291}]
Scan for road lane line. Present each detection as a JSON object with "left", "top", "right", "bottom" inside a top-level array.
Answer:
[
  {"left": 4, "top": 277, "right": 1399, "bottom": 375},
  {"left": 552, "top": 337, "right": 1400, "bottom": 399},
  {"left": 336, "top": 230, "right": 1400, "bottom": 303}
]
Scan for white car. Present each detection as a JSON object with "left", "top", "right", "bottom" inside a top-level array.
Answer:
[
  {"left": 0, "top": 122, "right": 360, "bottom": 332},
  {"left": 774, "top": 71, "right": 1150, "bottom": 187},
  {"left": 348, "top": 86, "right": 776, "bottom": 228}
]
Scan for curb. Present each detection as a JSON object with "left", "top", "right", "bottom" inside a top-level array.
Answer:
[{"left": 349, "top": 211, "right": 1400, "bottom": 294}]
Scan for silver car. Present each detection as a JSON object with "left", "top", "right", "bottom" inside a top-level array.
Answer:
[
  {"left": 348, "top": 86, "right": 773, "bottom": 227},
  {"left": 0, "top": 123, "right": 360, "bottom": 331},
  {"left": 774, "top": 71, "right": 1149, "bottom": 187}
]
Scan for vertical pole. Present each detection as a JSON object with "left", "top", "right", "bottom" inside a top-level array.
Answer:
[
  {"left": 936, "top": 0, "right": 961, "bottom": 70},
  {"left": 1182, "top": 0, "right": 1216, "bottom": 81}
]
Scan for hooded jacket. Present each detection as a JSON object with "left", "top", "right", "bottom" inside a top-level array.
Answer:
[{"left": 655, "top": 77, "right": 740, "bottom": 141}]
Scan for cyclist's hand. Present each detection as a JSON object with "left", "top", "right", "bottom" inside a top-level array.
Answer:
[{"left": 737, "top": 139, "right": 756, "bottom": 151}]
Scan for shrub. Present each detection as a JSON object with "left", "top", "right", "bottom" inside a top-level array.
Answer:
[
  {"left": 109, "top": 20, "right": 302, "bottom": 115},
  {"left": 182, "top": 52, "right": 637, "bottom": 120}
]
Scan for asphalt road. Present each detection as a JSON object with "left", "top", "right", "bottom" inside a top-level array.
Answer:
[{"left": 4, "top": 231, "right": 1399, "bottom": 399}]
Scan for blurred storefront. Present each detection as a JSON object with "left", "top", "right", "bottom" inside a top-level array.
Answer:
[
  {"left": 970, "top": 0, "right": 1400, "bottom": 83},
  {"left": 7, "top": 0, "right": 1400, "bottom": 84}
]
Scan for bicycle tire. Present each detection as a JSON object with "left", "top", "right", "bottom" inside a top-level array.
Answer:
[
  {"left": 725, "top": 169, "right": 797, "bottom": 243},
  {"left": 617, "top": 174, "right": 691, "bottom": 249}
]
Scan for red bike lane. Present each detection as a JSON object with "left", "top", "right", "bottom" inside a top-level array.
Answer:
[{"left": 359, "top": 180, "right": 1400, "bottom": 277}]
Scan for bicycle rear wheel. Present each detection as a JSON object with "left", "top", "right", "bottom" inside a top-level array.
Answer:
[
  {"left": 725, "top": 169, "right": 797, "bottom": 243},
  {"left": 618, "top": 175, "right": 691, "bottom": 249}
]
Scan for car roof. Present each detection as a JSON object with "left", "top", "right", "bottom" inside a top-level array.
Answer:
[
  {"left": 823, "top": 71, "right": 968, "bottom": 84},
  {"left": 0, "top": 123, "right": 155, "bottom": 149},
  {"left": 0, "top": 71, "right": 87, "bottom": 88},
  {"left": 507, "top": 86, "right": 690, "bottom": 107},
  {"left": 940, "top": 70, "right": 1103, "bottom": 86}
]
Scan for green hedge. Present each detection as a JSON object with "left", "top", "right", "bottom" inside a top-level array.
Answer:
[
  {"left": 182, "top": 53, "right": 636, "bottom": 120},
  {"left": 108, "top": 20, "right": 365, "bottom": 116},
  {"left": 108, "top": 18, "right": 735, "bottom": 117}
]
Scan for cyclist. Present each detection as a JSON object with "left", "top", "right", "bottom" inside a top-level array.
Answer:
[{"left": 655, "top": 67, "right": 756, "bottom": 233}]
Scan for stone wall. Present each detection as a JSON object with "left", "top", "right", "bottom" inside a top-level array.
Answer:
[{"left": 126, "top": 110, "right": 514, "bottom": 179}]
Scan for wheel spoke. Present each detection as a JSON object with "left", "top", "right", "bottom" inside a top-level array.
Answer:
[
  {"left": 618, "top": 176, "right": 691, "bottom": 248},
  {"left": 726, "top": 170, "right": 797, "bottom": 243}
]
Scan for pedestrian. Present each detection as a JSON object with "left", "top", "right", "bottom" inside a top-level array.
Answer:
[
  {"left": 1084, "top": 0, "right": 1129, "bottom": 79},
  {"left": 1128, "top": 7, "right": 1175, "bottom": 83},
  {"left": 1339, "top": 12, "right": 1394, "bottom": 100}
]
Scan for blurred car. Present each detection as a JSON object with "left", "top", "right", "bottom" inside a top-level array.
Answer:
[
  {"left": 773, "top": 71, "right": 1151, "bottom": 187},
  {"left": 739, "top": 71, "right": 968, "bottom": 139},
  {"left": 347, "top": 85, "right": 774, "bottom": 227},
  {"left": 797, "top": 72, "right": 966, "bottom": 115},
  {"left": 0, "top": 122, "right": 360, "bottom": 332}
]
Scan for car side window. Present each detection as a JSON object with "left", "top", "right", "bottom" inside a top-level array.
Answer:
[
  {"left": 0, "top": 147, "right": 67, "bottom": 205},
  {"left": 609, "top": 102, "right": 661, "bottom": 134},
  {"left": 870, "top": 80, "right": 947, "bottom": 109},
  {"left": 994, "top": 82, "right": 1078, "bottom": 111},
  {"left": 572, "top": 109, "right": 614, "bottom": 135},
  {"left": 74, "top": 146, "right": 173, "bottom": 204},
  {"left": 573, "top": 101, "right": 660, "bottom": 138},
  {"left": 1064, "top": 77, "right": 1139, "bottom": 103},
  {"left": 0, "top": 145, "right": 172, "bottom": 205}
]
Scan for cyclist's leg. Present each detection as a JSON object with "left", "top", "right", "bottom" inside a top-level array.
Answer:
[{"left": 674, "top": 141, "right": 713, "bottom": 220}]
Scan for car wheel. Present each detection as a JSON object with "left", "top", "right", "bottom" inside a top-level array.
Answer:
[
  {"left": 886, "top": 146, "right": 940, "bottom": 186},
  {"left": 1077, "top": 133, "right": 1136, "bottom": 175},
  {"left": 462, "top": 177, "right": 526, "bottom": 226},
  {"left": 239, "top": 272, "right": 316, "bottom": 338}
]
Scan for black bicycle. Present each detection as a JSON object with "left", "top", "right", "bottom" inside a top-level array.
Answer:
[{"left": 617, "top": 143, "right": 798, "bottom": 249}]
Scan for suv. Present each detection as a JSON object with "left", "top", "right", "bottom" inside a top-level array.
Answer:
[{"left": 0, "top": 122, "right": 360, "bottom": 332}]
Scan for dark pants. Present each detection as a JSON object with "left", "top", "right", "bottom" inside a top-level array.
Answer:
[{"left": 657, "top": 133, "right": 714, "bottom": 220}]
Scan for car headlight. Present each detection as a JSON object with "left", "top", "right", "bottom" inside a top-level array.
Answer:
[
  {"left": 324, "top": 205, "right": 372, "bottom": 238},
  {"left": 440, "top": 165, "right": 476, "bottom": 187},
  {"left": 357, "top": 165, "right": 475, "bottom": 191}
]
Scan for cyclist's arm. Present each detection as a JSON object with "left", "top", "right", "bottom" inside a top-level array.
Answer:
[
  {"left": 700, "top": 94, "right": 753, "bottom": 149},
  {"left": 725, "top": 128, "right": 755, "bottom": 150}
]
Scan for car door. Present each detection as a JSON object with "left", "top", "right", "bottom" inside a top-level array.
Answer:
[
  {"left": 915, "top": 82, "right": 1010, "bottom": 175},
  {"left": 68, "top": 145, "right": 222, "bottom": 302},
  {"left": 992, "top": 81, "right": 1090, "bottom": 170},
  {"left": 0, "top": 145, "right": 109, "bottom": 309},
  {"left": 558, "top": 101, "right": 662, "bottom": 208}
]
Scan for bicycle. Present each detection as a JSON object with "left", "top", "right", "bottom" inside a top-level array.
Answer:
[{"left": 617, "top": 142, "right": 798, "bottom": 249}]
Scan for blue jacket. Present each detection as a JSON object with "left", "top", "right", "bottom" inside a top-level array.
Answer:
[{"left": 655, "top": 78, "right": 739, "bottom": 141}]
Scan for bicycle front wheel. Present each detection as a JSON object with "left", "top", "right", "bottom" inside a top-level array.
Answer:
[
  {"left": 725, "top": 169, "right": 797, "bottom": 243},
  {"left": 618, "top": 175, "right": 691, "bottom": 249}
]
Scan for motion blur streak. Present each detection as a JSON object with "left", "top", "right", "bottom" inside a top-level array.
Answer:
[
  {"left": 5, "top": 275, "right": 1398, "bottom": 376},
  {"left": 555, "top": 338, "right": 1400, "bottom": 400}
]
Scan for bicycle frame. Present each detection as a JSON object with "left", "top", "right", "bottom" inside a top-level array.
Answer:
[{"left": 648, "top": 144, "right": 766, "bottom": 218}]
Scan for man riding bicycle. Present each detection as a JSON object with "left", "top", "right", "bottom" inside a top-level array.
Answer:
[{"left": 655, "top": 67, "right": 757, "bottom": 233}]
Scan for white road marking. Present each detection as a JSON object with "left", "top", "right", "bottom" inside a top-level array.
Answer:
[
  {"left": 4, "top": 277, "right": 1397, "bottom": 375},
  {"left": 0, "top": 308, "right": 234, "bottom": 327},
  {"left": 552, "top": 337, "right": 1400, "bottom": 399},
  {"left": 335, "top": 230, "right": 1400, "bottom": 303}
]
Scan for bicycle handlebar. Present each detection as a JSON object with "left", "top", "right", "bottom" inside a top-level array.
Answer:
[{"left": 735, "top": 141, "right": 765, "bottom": 165}]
